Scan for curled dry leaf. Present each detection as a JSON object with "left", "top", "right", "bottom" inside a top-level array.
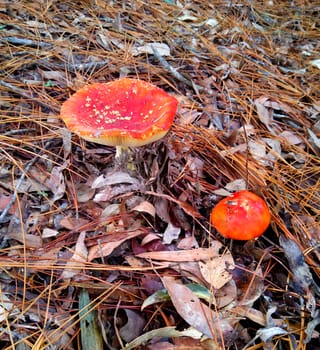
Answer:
[
  {"left": 263, "top": 138, "right": 281, "bottom": 158},
  {"left": 31, "top": 247, "right": 60, "bottom": 269},
  {"left": 309, "top": 58, "right": 320, "bottom": 69},
  {"left": 254, "top": 96, "right": 297, "bottom": 134},
  {"left": 308, "top": 128, "right": 320, "bottom": 151},
  {"left": 213, "top": 188, "right": 232, "bottom": 196},
  {"left": 234, "top": 306, "right": 267, "bottom": 327},
  {"left": 177, "top": 106, "right": 202, "bottom": 125},
  {"left": 292, "top": 215, "right": 320, "bottom": 243},
  {"left": 255, "top": 327, "right": 288, "bottom": 344},
  {"left": 141, "top": 233, "right": 161, "bottom": 246},
  {"left": 61, "top": 231, "right": 88, "bottom": 280},
  {"left": 174, "top": 200, "right": 202, "bottom": 219},
  {"left": 132, "top": 200, "right": 156, "bottom": 217},
  {"left": 91, "top": 172, "right": 140, "bottom": 188},
  {"left": 125, "top": 255, "right": 147, "bottom": 268},
  {"left": 248, "top": 140, "right": 268, "bottom": 165},
  {"left": 162, "top": 277, "right": 213, "bottom": 338},
  {"left": 0, "top": 194, "right": 18, "bottom": 215},
  {"left": 40, "top": 69, "right": 66, "bottom": 82},
  {"left": 88, "top": 229, "right": 145, "bottom": 262}
]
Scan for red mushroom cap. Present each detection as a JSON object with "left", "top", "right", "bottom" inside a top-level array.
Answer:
[
  {"left": 210, "top": 190, "right": 271, "bottom": 240},
  {"left": 60, "top": 78, "right": 178, "bottom": 147}
]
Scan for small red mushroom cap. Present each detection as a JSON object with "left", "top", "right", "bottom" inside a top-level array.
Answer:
[
  {"left": 60, "top": 78, "right": 178, "bottom": 147},
  {"left": 210, "top": 190, "right": 271, "bottom": 240}
]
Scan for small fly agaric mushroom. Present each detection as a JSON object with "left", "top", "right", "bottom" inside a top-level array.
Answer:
[
  {"left": 60, "top": 78, "right": 178, "bottom": 162},
  {"left": 210, "top": 190, "right": 271, "bottom": 240}
]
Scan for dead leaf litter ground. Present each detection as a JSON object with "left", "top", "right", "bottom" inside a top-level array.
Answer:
[{"left": 0, "top": 1, "right": 319, "bottom": 349}]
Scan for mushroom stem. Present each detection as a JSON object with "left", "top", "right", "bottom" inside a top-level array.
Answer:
[
  {"left": 115, "top": 145, "right": 135, "bottom": 171},
  {"left": 115, "top": 145, "right": 128, "bottom": 160}
]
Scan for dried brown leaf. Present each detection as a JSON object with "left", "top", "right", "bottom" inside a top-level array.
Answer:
[
  {"left": 8, "top": 231, "right": 42, "bottom": 248},
  {"left": 92, "top": 172, "right": 140, "bottom": 188},
  {"left": 254, "top": 96, "right": 274, "bottom": 132},
  {"left": 44, "top": 163, "right": 67, "bottom": 202},
  {"left": 198, "top": 252, "right": 234, "bottom": 289},
  {"left": 42, "top": 227, "right": 59, "bottom": 238},
  {"left": 132, "top": 42, "right": 171, "bottom": 56},
  {"left": 76, "top": 183, "right": 95, "bottom": 203},
  {"left": 141, "top": 233, "right": 161, "bottom": 246},
  {"left": 119, "top": 309, "right": 146, "bottom": 343},
  {"left": 177, "top": 236, "right": 199, "bottom": 250},
  {"left": 279, "top": 130, "right": 303, "bottom": 145},
  {"left": 61, "top": 231, "right": 88, "bottom": 280},
  {"left": 136, "top": 245, "right": 223, "bottom": 262},
  {"left": 163, "top": 222, "right": 181, "bottom": 244},
  {"left": 162, "top": 276, "right": 234, "bottom": 340},
  {"left": 279, "top": 235, "right": 314, "bottom": 291},
  {"left": 162, "top": 276, "right": 213, "bottom": 338},
  {"left": 59, "top": 216, "right": 90, "bottom": 231},
  {"left": 145, "top": 191, "right": 202, "bottom": 219},
  {"left": 88, "top": 229, "right": 145, "bottom": 262},
  {"left": 225, "top": 179, "right": 246, "bottom": 192},
  {"left": 132, "top": 200, "right": 156, "bottom": 217}
]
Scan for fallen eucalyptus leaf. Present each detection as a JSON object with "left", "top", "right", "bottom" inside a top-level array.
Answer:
[{"left": 141, "top": 283, "right": 212, "bottom": 310}]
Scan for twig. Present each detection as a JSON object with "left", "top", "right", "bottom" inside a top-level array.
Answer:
[
  {"left": 4, "top": 128, "right": 37, "bottom": 136},
  {"left": 1, "top": 37, "right": 52, "bottom": 48}
]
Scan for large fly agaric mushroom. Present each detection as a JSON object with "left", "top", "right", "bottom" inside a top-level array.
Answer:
[
  {"left": 60, "top": 78, "right": 178, "bottom": 162},
  {"left": 210, "top": 190, "right": 271, "bottom": 240}
]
